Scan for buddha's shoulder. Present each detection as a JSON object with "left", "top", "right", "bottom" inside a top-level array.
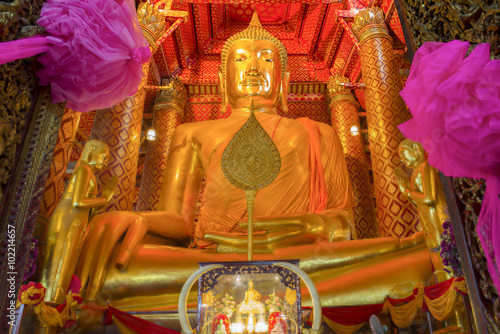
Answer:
[
  {"left": 173, "top": 118, "right": 243, "bottom": 144},
  {"left": 278, "top": 117, "right": 334, "bottom": 136}
]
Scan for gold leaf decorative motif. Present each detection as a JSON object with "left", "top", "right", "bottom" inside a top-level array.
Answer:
[
  {"left": 285, "top": 287, "right": 297, "bottom": 305},
  {"left": 221, "top": 112, "right": 281, "bottom": 191}
]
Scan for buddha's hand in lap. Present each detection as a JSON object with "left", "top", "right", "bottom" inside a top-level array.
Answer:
[
  {"left": 203, "top": 210, "right": 351, "bottom": 252},
  {"left": 78, "top": 211, "right": 191, "bottom": 290}
]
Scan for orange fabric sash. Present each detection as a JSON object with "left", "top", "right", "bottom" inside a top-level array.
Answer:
[{"left": 298, "top": 118, "right": 328, "bottom": 213}]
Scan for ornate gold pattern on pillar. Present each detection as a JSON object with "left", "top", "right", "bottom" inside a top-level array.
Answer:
[
  {"left": 327, "top": 75, "right": 377, "bottom": 239},
  {"left": 89, "top": 2, "right": 166, "bottom": 211},
  {"left": 36, "top": 109, "right": 80, "bottom": 241},
  {"left": 353, "top": 8, "right": 419, "bottom": 237},
  {"left": 89, "top": 63, "right": 149, "bottom": 212},
  {"left": 137, "top": 78, "right": 188, "bottom": 211}
]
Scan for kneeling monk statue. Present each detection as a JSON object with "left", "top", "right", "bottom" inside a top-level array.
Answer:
[{"left": 53, "top": 13, "right": 433, "bottom": 311}]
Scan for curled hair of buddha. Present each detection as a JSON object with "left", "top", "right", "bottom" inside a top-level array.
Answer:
[
  {"left": 220, "top": 11, "right": 288, "bottom": 80},
  {"left": 80, "top": 140, "right": 109, "bottom": 163}
]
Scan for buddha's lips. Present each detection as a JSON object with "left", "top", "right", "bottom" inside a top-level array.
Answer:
[{"left": 240, "top": 79, "right": 265, "bottom": 86}]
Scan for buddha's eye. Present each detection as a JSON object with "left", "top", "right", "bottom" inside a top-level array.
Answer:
[{"left": 233, "top": 54, "right": 247, "bottom": 62}]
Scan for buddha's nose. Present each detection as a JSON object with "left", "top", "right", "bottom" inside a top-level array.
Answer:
[{"left": 246, "top": 59, "right": 262, "bottom": 76}]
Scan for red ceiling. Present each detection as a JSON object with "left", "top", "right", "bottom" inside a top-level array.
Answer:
[{"left": 144, "top": 0, "right": 407, "bottom": 112}]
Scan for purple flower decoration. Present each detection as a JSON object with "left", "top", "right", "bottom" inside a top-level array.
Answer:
[
  {"left": 23, "top": 238, "right": 39, "bottom": 282},
  {"left": 440, "top": 221, "right": 463, "bottom": 277}
]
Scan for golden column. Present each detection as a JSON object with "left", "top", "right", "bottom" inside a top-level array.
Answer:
[
  {"left": 352, "top": 7, "right": 419, "bottom": 237},
  {"left": 326, "top": 75, "right": 378, "bottom": 239},
  {"left": 36, "top": 109, "right": 81, "bottom": 239},
  {"left": 89, "top": 2, "right": 166, "bottom": 211},
  {"left": 137, "top": 78, "right": 188, "bottom": 211}
]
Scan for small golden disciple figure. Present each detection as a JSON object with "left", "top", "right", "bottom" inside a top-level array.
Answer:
[
  {"left": 40, "top": 140, "right": 117, "bottom": 304},
  {"left": 395, "top": 139, "right": 448, "bottom": 270}
]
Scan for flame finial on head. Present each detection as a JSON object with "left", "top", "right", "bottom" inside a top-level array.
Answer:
[{"left": 248, "top": 11, "right": 263, "bottom": 28}]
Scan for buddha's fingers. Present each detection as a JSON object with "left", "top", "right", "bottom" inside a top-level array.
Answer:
[
  {"left": 77, "top": 224, "right": 107, "bottom": 293},
  {"left": 203, "top": 232, "right": 249, "bottom": 246},
  {"left": 240, "top": 219, "right": 302, "bottom": 231},
  {"left": 86, "top": 221, "right": 131, "bottom": 302},
  {"left": 116, "top": 216, "right": 148, "bottom": 270},
  {"left": 204, "top": 230, "right": 303, "bottom": 247}
]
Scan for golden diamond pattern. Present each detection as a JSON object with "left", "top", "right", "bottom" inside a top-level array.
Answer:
[
  {"left": 137, "top": 110, "right": 181, "bottom": 211},
  {"left": 89, "top": 64, "right": 150, "bottom": 212},
  {"left": 355, "top": 20, "right": 419, "bottom": 237},
  {"left": 330, "top": 98, "right": 378, "bottom": 239}
]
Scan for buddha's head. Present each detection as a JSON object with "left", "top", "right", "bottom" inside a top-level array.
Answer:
[
  {"left": 398, "top": 139, "right": 425, "bottom": 168},
  {"left": 219, "top": 12, "right": 290, "bottom": 112},
  {"left": 81, "top": 140, "right": 110, "bottom": 171}
]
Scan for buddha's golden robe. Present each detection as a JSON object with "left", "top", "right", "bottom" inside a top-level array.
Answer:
[{"left": 194, "top": 113, "right": 355, "bottom": 246}]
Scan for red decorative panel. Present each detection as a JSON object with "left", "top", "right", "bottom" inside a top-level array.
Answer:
[
  {"left": 162, "top": 34, "right": 180, "bottom": 74},
  {"left": 354, "top": 89, "right": 365, "bottom": 109},
  {"left": 331, "top": 33, "right": 352, "bottom": 76},
  {"left": 342, "top": 45, "right": 359, "bottom": 77},
  {"left": 299, "top": 4, "right": 324, "bottom": 52},
  {"left": 288, "top": 93, "right": 326, "bottom": 102},
  {"left": 315, "top": 6, "right": 340, "bottom": 64},
  {"left": 227, "top": 4, "right": 287, "bottom": 23},
  {"left": 288, "top": 55, "right": 311, "bottom": 81},
  {"left": 184, "top": 103, "right": 225, "bottom": 123},
  {"left": 211, "top": 4, "right": 225, "bottom": 39},
  {"left": 176, "top": 3, "right": 197, "bottom": 61},
  {"left": 325, "top": 22, "right": 343, "bottom": 68},
  {"left": 389, "top": 11, "right": 405, "bottom": 45},
  {"left": 187, "top": 86, "right": 221, "bottom": 96},
  {"left": 380, "top": 0, "right": 392, "bottom": 13},
  {"left": 194, "top": 4, "right": 211, "bottom": 52},
  {"left": 289, "top": 83, "right": 326, "bottom": 94},
  {"left": 286, "top": 4, "right": 305, "bottom": 40},
  {"left": 306, "top": 4, "right": 328, "bottom": 54},
  {"left": 180, "top": 54, "right": 220, "bottom": 84}
]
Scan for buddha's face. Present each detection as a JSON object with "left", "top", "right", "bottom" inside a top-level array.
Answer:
[
  {"left": 399, "top": 146, "right": 421, "bottom": 168},
  {"left": 225, "top": 39, "right": 282, "bottom": 109},
  {"left": 89, "top": 148, "right": 109, "bottom": 171}
]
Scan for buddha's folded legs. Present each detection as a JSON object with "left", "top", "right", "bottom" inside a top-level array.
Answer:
[{"left": 85, "top": 232, "right": 431, "bottom": 310}]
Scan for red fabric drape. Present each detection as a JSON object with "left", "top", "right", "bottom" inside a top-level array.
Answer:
[
  {"left": 387, "top": 294, "right": 416, "bottom": 305},
  {"left": 424, "top": 278, "right": 454, "bottom": 299},
  {"left": 109, "top": 306, "right": 181, "bottom": 334},
  {"left": 42, "top": 278, "right": 464, "bottom": 333},
  {"left": 304, "top": 278, "right": 461, "bottom": 326},
  {"left": 320, "top": 304, "right": 385, "bottom": 326}
]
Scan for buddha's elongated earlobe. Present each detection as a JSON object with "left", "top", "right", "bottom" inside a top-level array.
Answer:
[
  {"left": 218, "top": 66, "right": 228, "bottom": 113},
  {"left": 280, "top": 71, "right": 290, "bottom": 113}
]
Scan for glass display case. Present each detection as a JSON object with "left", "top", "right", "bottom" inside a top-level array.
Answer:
[{"left": 196, "top": 261, "right": 301, "bottom": 334}]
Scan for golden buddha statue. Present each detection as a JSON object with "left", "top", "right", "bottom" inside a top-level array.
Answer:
[
  {"left": 243, "top": 280, "right": 261, "bottom": 303},
  {"left": 395, "top": 139, "right": 448, "bottom": 270},
  {"left": 43, "top": 13, "right": 434, "bottom": 313},
  {"left": 40, "top": 140, "right": 117, "bottom": 304}
]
